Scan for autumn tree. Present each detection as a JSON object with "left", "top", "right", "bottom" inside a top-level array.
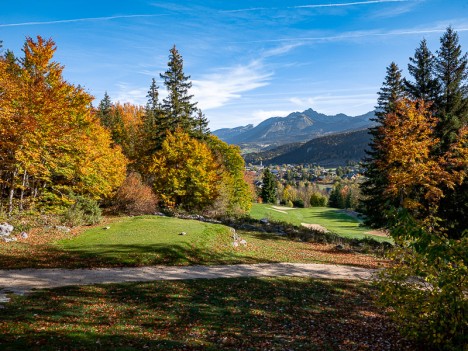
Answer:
[
  {"left": 207, "top": 136, "right": 252, "bottom": 214},
  {"left": 374, "top": 99, "right": 467, "bottom": 349},
  {"left": 361, "top": 62, "right": 406, "bottom": 228},
  {"left": 0, "top": 36, "right": 127, "bottom": 213},
  {"left": 150, "top": 129, "right": 221, "bottom": 211}
]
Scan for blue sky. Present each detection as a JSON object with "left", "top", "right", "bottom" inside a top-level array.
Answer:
[{"left": 1, "top": 0, "right": 468, "bottom": 130}]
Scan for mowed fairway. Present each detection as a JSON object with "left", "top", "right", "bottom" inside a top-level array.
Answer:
[
  {"left": 0, "top": 215, "right": 386, "bottom": 269},
  {"left": 250, "top": 203, "right": 391, "bottom": 242}
]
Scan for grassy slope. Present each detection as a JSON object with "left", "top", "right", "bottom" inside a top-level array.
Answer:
[
  {"left": 0, "top": 277, "right": 413, "bottom": 351},
  {"left": 0, "top": 216, "right": 386, "bottom": 269},
  {"left": 250, "top": 203, "right": 391, "bottom": 242}
]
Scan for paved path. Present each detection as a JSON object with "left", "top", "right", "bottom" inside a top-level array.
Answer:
[{"left": 0, "top": 263, "right": 376, "bottom": 299}]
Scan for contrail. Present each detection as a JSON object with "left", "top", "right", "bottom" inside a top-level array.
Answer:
[
  {"left": 0, "top": 14, "right": 166, "bottom": 28},
  {"left": 222, "top": 0, "right": 411, "bottom": 13},
  {"left": 294, "top": 0, "right": 410, "bottom": 9}
]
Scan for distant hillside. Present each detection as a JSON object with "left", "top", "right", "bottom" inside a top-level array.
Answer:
[
  {"left": 244, "top": 129, "right": 371, "bottom": 167},
  {"left": 213, "top": 108, "right": 375, "bottom": 147},
  {"left": 243, "top": 142, "right": 305, "bottom": 164}
]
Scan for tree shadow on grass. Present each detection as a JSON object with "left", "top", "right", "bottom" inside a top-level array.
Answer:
[
  {"left": 0, "top": 242, "right": 278, "bottom": 269},
  {"left": 0, "top": 277, "right": 417, "bottom": 351}
]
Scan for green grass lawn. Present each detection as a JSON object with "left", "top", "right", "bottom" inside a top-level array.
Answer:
[
  {"left": 0, "top": 277, "right": 413, "bottom": 350},
  {"left": 250, "top": 203, "right": 391, "bottom": 242},
  {"left": 0, "top": 215, "right": 386, "bottom": 269}
]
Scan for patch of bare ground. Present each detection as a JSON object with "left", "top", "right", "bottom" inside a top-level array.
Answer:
[{"left": 301, "top": 223, "right": 329, "bottom": 233}]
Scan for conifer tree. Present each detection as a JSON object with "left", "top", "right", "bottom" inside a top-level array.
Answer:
[
  {"left": 433, "top": 27, "right": 468, "bottom": 239},
  {"left": 142, "top": 78, "right": 167, "bottom": 153},
  {"left": 361, "top": 62, "right": 406, "bottom": 228},
  {"left": 405, "top": 39, "right": 439, "bottom": 102},
  {"left": 261, "top": 169, "right": 277, "bottom": 204},
  {"left": 160, "top": 45, "right": 198, "bottom": 134},
  {"left": 194, "top": 108, "right": 210, "bottom": 138},
  {"left": 434, "top": 27, "right": 468, "bottom": 148},
  {"left": 97, "top": 92, "right": 112, "bottom": 129}
]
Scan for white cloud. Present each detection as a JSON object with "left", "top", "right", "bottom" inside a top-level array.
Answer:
[
  {"left": 113, "top": 83, "right": 149, "bottom": 106},
  {"left": 230, "top": 24, "right": 468, "bottom": 44},
  {"left": 289, "top": 93, "right": 377, "bottom": 115},
  {"left": 191, "top": 61, "right": 272, "bottom": 110},
  {"left": 252, "top": 109, "right": 293, "bottom": 122}
]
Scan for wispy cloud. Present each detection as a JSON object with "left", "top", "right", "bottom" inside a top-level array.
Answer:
[
  {"left": 293, "top": 0, "right": 410, "bottom": 9},
  {"left": 0, "top": 14, "right": 166, "bottom": 28},
  {"left": 191, "top": 61, "right": 272, "bottom": 110},
  {"left": 221, "top": 0, "right": 411, "bottom": 13},
  {"left": 230, "top": 25, "right": 468, "bottom": 44},
  {"left": 289, "top": 94, "right": 377, "bottom": 115}
]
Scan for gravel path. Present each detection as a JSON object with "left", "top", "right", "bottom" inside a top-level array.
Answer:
[{"left": 0, "top": 263, "right": 376, "bottom": 299}]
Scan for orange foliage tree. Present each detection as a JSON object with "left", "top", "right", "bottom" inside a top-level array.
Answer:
[{"left": 0, "top": 36, "right": 127, "bottom": 213}]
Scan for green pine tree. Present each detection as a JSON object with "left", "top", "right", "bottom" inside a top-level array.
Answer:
[
  {"left": 142, "top": 78, "right": 167, "bottom": 153},
  {"left": 433, "top": 27, "right": 468, "bottom": 239},
  {"left": 405, "top": 39, "right": 439, "bottom": 102},
  {"left": 194, "top": 108, "right": 210, "bottom": 138},
  {"left": 97, "top": 92, "right": 112, "bottom": 129},
  {"left": 361, "top": 62, "right": 406, "bottom": 228},
  {"left": 160, "top": 45, "right": 198, "bottom": 134},
  {"left": 261, "top": 169, "right": 277, "bottom": 204},
  {"left": 434, "top": 27, "right": 468, "bottom": 149}
]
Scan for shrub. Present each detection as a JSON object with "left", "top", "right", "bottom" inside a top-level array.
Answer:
[
  {"left": 292, "top": 199, "right": 304, "bottom": 208},
  {"left": 376, "top": 211, "right": 468, "bottom": 350},
  {"left": 286, "top": 200, "right": 294, "bottom": 208},
  {"left": 310, "top": 192, "right": 327, "bottom": 207},
  {"left": 113, "top": 173, "right": 158, "bottom": 215},
  {"left": 62, "top": 195, "right": 101, "bottom": 227}
]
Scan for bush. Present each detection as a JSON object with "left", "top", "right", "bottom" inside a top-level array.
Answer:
[
  {"left": 376, "top": 212, "right": 467, "bottom": 350},
  {"left": 113, "top": 173, "right": 158, "bottom": 215},
  {"left": 292, "top": 199, "right": 304, "bottom": 208},
  {"left": 62, "top": 195, "right": 101, "bottom": 227},
  {"left": 286, "top": 200, "right": 294, "bottom": 208},
  {"left": 310, "top": 192, "right": 327, "bottom": 207}
]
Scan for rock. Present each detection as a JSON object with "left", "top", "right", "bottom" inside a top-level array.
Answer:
[
  {"left": 154, "top": 212, "right": 166, "bottom": 217},
  {"left": 232, "top": 241, "right": 239, "bottom": 247},
  {"left": 335, "top": 244, "right": 344, "bottom": 250},
  {"left": 179, "top": 232, "right": 186, "bottom": 236},
  {"left": 103, "top": 226, "right": 110, "bottom": 230},
  {"left": 55, "top": 225, "right": 71, "bottom": 233},
  {"left": 2, "top": 237, "right": 17, "bottom": 243},
  {"left": 0, "top": 223, "right": 13, "bottom": 236},
  {"left": 20, "top": 232, "right": 28, "bottom": 239},
  {"left": 260, "top": 218, "right": 269, "bottom": 224},
  {"left": 239, "top": 239, "right": 247, "bottom": 246}
]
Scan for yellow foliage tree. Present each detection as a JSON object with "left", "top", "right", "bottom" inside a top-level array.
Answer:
[{"left": 150, "top": 129, "right": 221, "bottom": 210}]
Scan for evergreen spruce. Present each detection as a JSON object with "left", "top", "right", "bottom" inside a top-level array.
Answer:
[
  {"left": 261, "top": 169, "right": 277, "bottom": 204},
  {"left": 405, "top": 39, "right": 439, "bottom": 102},
  {"left": 361, "top": 62, "right": 405, "bottom": 228},
  {"left": 142, "top": 78, "right": 166, "bottom": 153},
  {"left": 434, "top": 27, "right": 468, "bottom": 148},
  {"left": 97, "top": 92, "right": 112, "bottom": 129},
  {"left": 160, "top": 45, "right": 198, "bottom": 134},
  {"left": 194, "top": 108, "right": 210, "bottom": 138},
  {"left": 433, "top": 27, "right": 468, "bottom": 239},
  {"left": 96, "top": 92, "right": 124, "bottom": 146}
]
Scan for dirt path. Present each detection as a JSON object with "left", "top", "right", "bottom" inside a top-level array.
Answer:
[{"left": 0, "top": 263, "right": 377, "bottom": 298}]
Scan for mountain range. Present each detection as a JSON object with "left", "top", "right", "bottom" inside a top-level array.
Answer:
[{"left": 213, "top": 108, "right": 375, "bottom": 147}]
